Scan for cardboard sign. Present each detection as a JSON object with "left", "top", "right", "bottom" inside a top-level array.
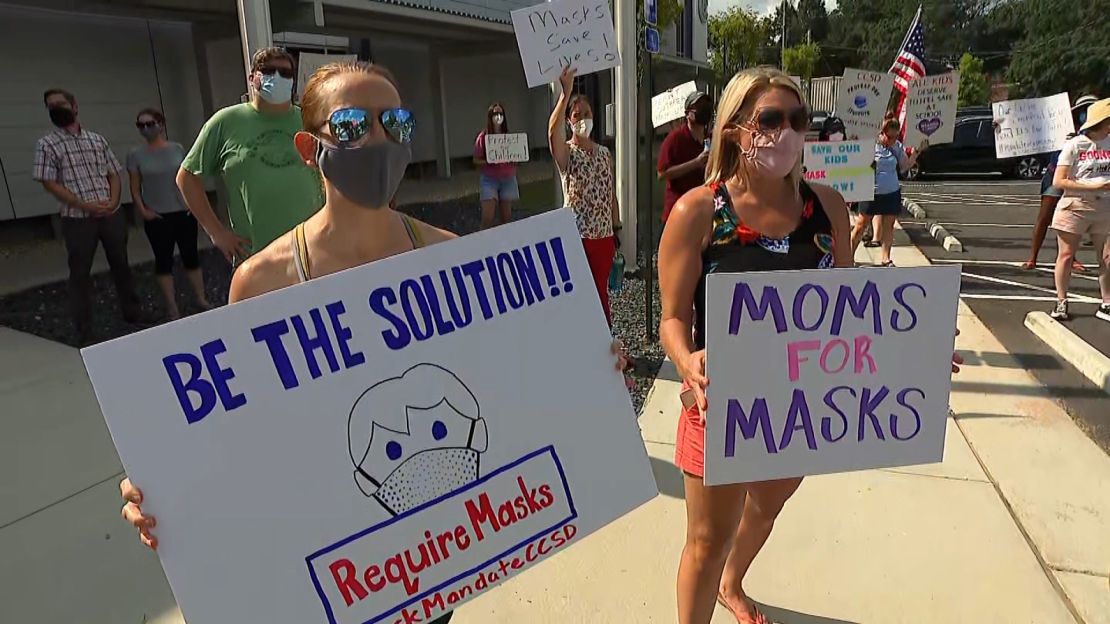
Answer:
[
  {"left": 992, "top": 93, "right": 1074, "bottom": 159},
  {"left": 803, "top": 140, "right": 875, "bottom": 203},
  {"left": 652, "top": 80, "right": 699, "bottom": 128},
  {"left": 703, "top": 266, "right": 960, "bottom": 485},
  {"left": 297, "top": 52, "right": 358, "bottom": 97},
  {"left": 903, "top": 72, "right": 960, "bottom": 147},
  {"left": 81, "top": 210, "right": 657, "bottom": 624},
  {"left": 486, "top": 133, "right": 530, "bottom": 164},
  {"left": 511, "top": 0, "right": 621, "bottom": 88},
  {"left": 836, "top": 69, "right": 895, "bottom": 140}
]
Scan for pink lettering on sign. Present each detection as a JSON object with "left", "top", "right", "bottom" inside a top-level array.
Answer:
[{"left": 786, "top": 336, "right": 878, "bottom": 382}]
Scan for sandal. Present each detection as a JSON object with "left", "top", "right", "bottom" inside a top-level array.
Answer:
[
  {"left": 863, "top": 240, "right": 881, "bottom": 248},
  {"left": 716, "top": 592, "right": 770, "bottom": 624},
  {"left": 1020, "top": 260, "right": 1036, "bottom": 270},
  {"left": 881, "top": 260, "right": 895, "bottom": 267},
  {"left": 1072, "top": 260, "right": 1088, "bottom": 273}
]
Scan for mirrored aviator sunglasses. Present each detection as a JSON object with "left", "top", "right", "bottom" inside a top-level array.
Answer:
[{"left": 328, "top": 107, "right": 415, "bottom": 146}]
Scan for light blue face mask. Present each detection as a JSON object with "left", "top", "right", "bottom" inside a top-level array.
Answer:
[{"left": 258, "top": 73, "right": 293, "bottom": 104}]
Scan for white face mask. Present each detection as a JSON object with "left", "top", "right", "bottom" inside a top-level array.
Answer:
[
  {"left": 828, "top": 132, "right": 845, "bottom": 142},
  {"left": 492, "top": 113, "right": 504, "bottom": 126},
  {"left": 572, "top": 118, "right": 594, "bottom": 137},
  {"left": 258, "top": 72, "right": 293, "bottom": 104}
]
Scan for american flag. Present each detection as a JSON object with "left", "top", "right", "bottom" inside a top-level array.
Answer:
[{"left": 889, "top": 6, "right": 926, "bottom": 141}]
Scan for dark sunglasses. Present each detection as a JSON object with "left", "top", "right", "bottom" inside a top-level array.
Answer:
[
  {"left": 750, "top": 106, "right": 809, "bottom": 134},
  {"left": 326, "top": 107, "right": 415, "bottom": 146},
  {"left": 135, "top": 121, "right": 160, "bottom": 129},
  {"left": 259, "top": 65, "right": 295, "bottom": 80}
]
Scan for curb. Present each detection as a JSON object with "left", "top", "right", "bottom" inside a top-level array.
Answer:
[
  {"left": 1024, "top": 311, "right": 1110, "bottom": 396},
  {"left": 927, "top": 221, "right": 964, "bottom": 252},
  {"left": 902, "top": 198, "right": 927, "bottom": 219}
]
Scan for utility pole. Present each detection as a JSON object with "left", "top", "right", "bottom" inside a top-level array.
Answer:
[
  {"left": 614, "top": 0, "right": 638, "bottom": 263},
  {"left": 236, "top": 0, "right": 274, "bottom": 85},
  {"left": 780, "top": 0, "right": 787, "bottom": 69}
]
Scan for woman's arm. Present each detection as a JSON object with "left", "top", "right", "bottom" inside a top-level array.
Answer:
[
  {"left": 548, "top": 66, "right": 576, "bottom": 173},
  {"left": 658, "top": 186, "right": 714, "bottom": 408},
  {"left": 473, "top": 133, "right": 487, "bottom": 166},
  {"left": 1052, "top": 164, "right": 1108, "bottom": 192},
  {"left": 897, "top": 140, "right": 925, "bottom": 173}
]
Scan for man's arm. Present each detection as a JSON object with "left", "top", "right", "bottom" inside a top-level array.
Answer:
[
  {"left": 659, "top": 155, "right": 708, "bottom": 180},
  {"left": 177, "top": 168, "right": 249, "bottom": 262},
  {"left": 41, "top": 181, "right": 98, "bottom": 214}
]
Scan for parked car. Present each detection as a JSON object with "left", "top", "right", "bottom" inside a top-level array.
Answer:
[
  {"left": 807, "top": 110, "right": 829, "bottom": 141},
  {"left": 903, "top": 115, "right": 1048, "bottom": 180}
]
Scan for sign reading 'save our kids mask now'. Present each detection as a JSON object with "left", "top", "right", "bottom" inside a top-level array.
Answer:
[
  {"left": 803, "top": 140, "right": 875, "bottom": 203},
  {"left": 511, "top": 0, "right": 621, "bottom": 88},
  {"left": 836, "top": 69, "right": 895, "bottom": 140},
  {"left": 81, "top": 210, "right": 657, "bottom": 624},
  {"left": 703, "top": 267, "right": 960, "bottom": 485}
]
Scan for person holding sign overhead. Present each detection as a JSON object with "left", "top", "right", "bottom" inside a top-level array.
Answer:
[
  {"left": 473, "top": 102, "right": 520, "bottom": 229},
  {"left": 118, "top": 61, "right": 630, "bottom": 624},
  {"left": 549, "top": 66, "right": 622, "bottom": 326},
  {"left": 851, "top": 114, "right": 927, "bottom": 267}
]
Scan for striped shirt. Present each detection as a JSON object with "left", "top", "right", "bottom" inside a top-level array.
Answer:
[{"left": 33, "top": 128, "right": 123, "bottom": 218}]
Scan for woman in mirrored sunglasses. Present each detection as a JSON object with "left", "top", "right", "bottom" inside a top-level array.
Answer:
[
  {"left": 851, "top": 114, "right": 927, "bottom": 267},
  {"left": 474, "top": 102, "right": 520, "bottom": 229},
  {"left": 658, "top": 65, "right": 853, "bottom": 624},
  {"left": 126, "top": 107, "right": 210, "bottom": 319},
  {"left": 117, "top": 61, "right": 629, "bottom": 624},
  {"left": 549, "top": 65, "right": 622, "bottom": 326}
]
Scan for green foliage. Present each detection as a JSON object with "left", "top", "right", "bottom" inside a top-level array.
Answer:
[
  {"left": 783, "top": 43, "right": 821, "bottom": 80},
  {"left": 1000, "top": 0, "right": 1110, "bottom": 98},
  {"left": 708, "top": 7, "right": 773, "bottom": 83},
  {"left": 957, "top": 53, "right": 989, "bottom": 107}
]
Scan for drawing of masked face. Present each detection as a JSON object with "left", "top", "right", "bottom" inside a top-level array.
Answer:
[{"left": 348, "top": 364, "right": 488, "bottom": 516}]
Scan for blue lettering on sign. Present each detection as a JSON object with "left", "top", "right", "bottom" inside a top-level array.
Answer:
[{"left": 163, "top": 339, "right": 246, "bottom": 424}]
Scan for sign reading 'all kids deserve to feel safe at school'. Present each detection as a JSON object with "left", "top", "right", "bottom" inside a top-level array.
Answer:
[
  {"left": 803, "top": 140, "right": 875, "bottom": 203},
  {"left": 81, "top": 210, "right": 657, "bottom": 624},
  {"left": 485, "top": 133, "right": 531, "bottom": 164},
  {"left": 511, "top": 0, "right": 621, "bottom": 88},
  {"left": 703, "top": 267, "right": 961, "bottom": 485},
  {"left": 902, "top": 71, "right": 960, "bottom": 147},
  {"left": 836, "top": 69, "right": 895, "bottom": 140},
  {"left": 992, "top": 93, "right": 1074, "bottom": 159}
]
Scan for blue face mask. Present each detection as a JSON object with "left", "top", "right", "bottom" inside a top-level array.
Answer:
[{"left": 258, "top": 73, "right": 293, "bottom": 104}]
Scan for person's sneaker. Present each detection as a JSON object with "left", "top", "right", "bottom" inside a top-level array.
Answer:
[
  {"left": 1096, "top": 303, "right": 1110, "bottom": 323},
  {"left": 1049, "top": 299, "right": 1069, "bottom": 321}
]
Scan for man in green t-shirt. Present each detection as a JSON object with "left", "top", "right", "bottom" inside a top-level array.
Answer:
[{"left": 177, "top": 47, "right": 323, "bottom": 263}]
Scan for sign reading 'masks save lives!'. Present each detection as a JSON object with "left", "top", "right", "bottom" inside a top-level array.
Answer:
[
  {"left": 81, "top": 210, "right": 657, "bottom": 624},
  {"left": 703, "top": 267, "right": 960, "bottom": 485},
  {"left": 511, "top": 0, "right": 620, "bottom": 88}
]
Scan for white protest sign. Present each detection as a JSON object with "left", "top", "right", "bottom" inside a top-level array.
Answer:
[
  {"left": 297, "top": 52, "right": 358, "bottom": 97},
  {"left": 992, "top": 93, "right": 1074, "bottom": 158},
  {"left": 652, "top": 80, "right": 699, "bottom": 128},
  {"left": 81, "top": 210, "right": 657, "bottom": 624},
  {"left": 803, "top": 141, "right": 874, "bottom": 202},
  {"left": 836, "top": 69, "right": 895, "bottom": 140},
  {"left": 511, "top": 0, "right": 621, "bottom": 88},
  {"left": 703, "top": 266, "right": 960, "bottom": 485},
  {"left": 486, "top": 133, "right": 530, "bottom": 164},
  {"left": 903, "top": 72, "right": 960, "bottom": 147}
]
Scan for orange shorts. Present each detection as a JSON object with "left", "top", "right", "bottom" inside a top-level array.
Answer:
[{"left": 674, "top": 383, "right": 706, "bottom": 478}]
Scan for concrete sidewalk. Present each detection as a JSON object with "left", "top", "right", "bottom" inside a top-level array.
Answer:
[{"left": 1, "top": 226, "right": 1106, "bottom": 623}]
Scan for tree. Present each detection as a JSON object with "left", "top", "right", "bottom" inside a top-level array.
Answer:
[
  {"left": 796, "top": 0, "right": 830, "bottom": 43},
  {"left": 957, "top": 53, "right": 989, "bottom": 107},
  {"left": 1001, "top": 0, "right": 1110, "bottom": 97},
  {"left": 708, "top": 7, "right": 773, "bottom": 83},
  {"left": 783, "top": 43, "right": 821, "bottom": 80}
]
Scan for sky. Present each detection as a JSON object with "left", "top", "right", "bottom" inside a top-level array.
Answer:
[{"left": 708, "top": 0, "right": 838, "bottom": 17}]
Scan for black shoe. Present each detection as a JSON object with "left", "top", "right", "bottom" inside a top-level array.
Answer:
[
  {"left": 864, "top": 240, "right": 882, "bottom": 248},
  {"left": 1096, "top": 303, "right": 1110, "bottom": 323}
]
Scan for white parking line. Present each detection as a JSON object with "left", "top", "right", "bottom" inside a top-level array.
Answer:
[
  {"left": 959, "top": 294, "right": 1100, "bottom": 303},
  {"left": 929, "top": 258, "right": 1100, "bottom": 280},
  {"left": 935, "top": 223, "right": 1033, "bottom": 228},
  {"left": 961, "top": 271, "right": 1101, "bottom": 303}
]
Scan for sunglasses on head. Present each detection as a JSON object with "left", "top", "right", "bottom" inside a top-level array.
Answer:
[
  {"left": 326, "top": 107, "right": 415, "bottom": 146},
  {"left": 135, "top": 121, "right": 160, "bottom": 129},
  {"left": 749, "top": 106, "right": 809, "bottom": 134},
  {"left": 259, "top": 65, "right": 295, "bottom": 80}
]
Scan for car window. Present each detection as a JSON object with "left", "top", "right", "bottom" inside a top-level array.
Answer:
[
  {"left": 972, "top": 121, "right": 995, "bottom": 147},
  {"left": 953, "top": 121, "right": 979, "bottom": 146}
]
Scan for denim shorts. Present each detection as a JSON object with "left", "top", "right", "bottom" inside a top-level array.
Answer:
[
  {"left": 1040, "top": 167, "right": 1063, "bottom": 198},
  {"left": 479, "top": 175, "right": 519, "bottom": 201},
  {"left": 860, "top": 189, "right": 902, "bottom": 216}
]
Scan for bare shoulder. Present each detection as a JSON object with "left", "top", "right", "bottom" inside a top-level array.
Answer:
[
  {"left": 671, "top": 185, "right": 717, "bottom": 223},
  {"left": 412, "top": 218, "right": 457, "bottom": 246},
  {"left": 228, "top": 234, "right": 298, "bottom": 303}
]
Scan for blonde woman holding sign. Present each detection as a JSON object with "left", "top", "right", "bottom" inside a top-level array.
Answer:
[
  {"left": 659, "top": 67, "right": 960, "bottom": 624},
  {"left": 473, "top": 102, "right": 519, "bottom": 229},
  {"left": 118, "top": 61, "right": 628, "bottom": 624}
]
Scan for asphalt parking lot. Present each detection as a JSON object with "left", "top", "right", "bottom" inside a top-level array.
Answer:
[{"left": 899, "top": 177, "right": 1109, "bottom": 451}]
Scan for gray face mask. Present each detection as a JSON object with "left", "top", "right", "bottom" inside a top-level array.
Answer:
[
  {"left": 358, "top": 447, "right": 480, "bottom": 516},
  {"left": 316, "top": 139, "right": 412, "bottom": 209}
]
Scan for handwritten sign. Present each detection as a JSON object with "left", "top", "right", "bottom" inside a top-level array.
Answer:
[
  {"left": 81, "top": 210, "right": 657, "bottom": 624},
  {"left": 297, "top": 52, "right": 358, "bottom": 97},
  {"left": 836, "top": 69, "right": 894, "bottom": 140},
  {"left": 652, "top": 81, "right": 699, "bottom": 128},
  {"left": 903, "top": 72, "right": 960, "bottom": 147},
  {"left": 992, "top": 93, "right": 1074, "bottom": 159},
  {"left": 803, "top": 140, "right": 875, "bottom": 203},
  {"left": 486, "top": 133, "right": 530, "bottom": 164},
  {"left": 511, "top": 0, "right": 621, "bottom": 88},
  {"left": 703, "top": 266, "right": 960, "bottom": 485}
]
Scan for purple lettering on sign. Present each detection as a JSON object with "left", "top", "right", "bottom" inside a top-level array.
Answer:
[
  {"left": 725, "top": 397, "right": 777, "bottom": 456},
  {"left": 728, "top": 283, "right": 787, "bottom": 335}
]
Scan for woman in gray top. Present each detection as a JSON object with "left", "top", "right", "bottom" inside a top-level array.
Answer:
[{"left": 127, "top": 108, "right": 210, "bottom": 319}]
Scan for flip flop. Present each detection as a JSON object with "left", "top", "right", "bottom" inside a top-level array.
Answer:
[
  {"left": 881, "top": 260, "right": 895, "bottom": 267},
  {"left": 1072, "top": 261, "right": 1088, "bottom": 273},
  {"left": 1020, "top": 260, "right": 1036, "bottom": 270},
  {"left": 716, "top": 592, "right": 770, "bottom": 624}
]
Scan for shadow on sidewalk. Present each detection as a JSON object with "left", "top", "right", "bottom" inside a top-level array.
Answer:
[
  {"left": 652, "top": 456, "right": 685, "bottom": 499},
  {"left": 760, "top": 603, "right": 858, "bottom": 624}
]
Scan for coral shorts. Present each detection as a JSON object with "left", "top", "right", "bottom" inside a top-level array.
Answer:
[{"left": 674, "top": 383, "right": 706, "bottom": 478}]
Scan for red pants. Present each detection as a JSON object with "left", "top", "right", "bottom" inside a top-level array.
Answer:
[{"left": 581, "top": 236, "right": 615, "bottom": 326}]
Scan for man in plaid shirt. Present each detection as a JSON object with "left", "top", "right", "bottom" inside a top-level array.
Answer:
[{"left": 33, "top": 88, "right": 142, "bottom": 344}]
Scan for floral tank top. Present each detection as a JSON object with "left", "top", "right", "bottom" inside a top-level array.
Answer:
[{"left": 560, "top": 142, "right": 614, "bottom": 239}]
